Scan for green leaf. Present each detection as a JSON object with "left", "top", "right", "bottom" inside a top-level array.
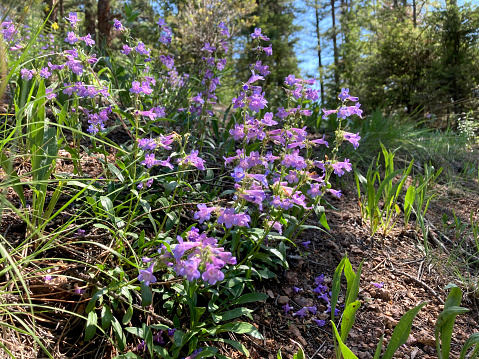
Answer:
[
  {"left": 86, "top": 287, "right": 108, "bottom": 313},
  {"left": 154, "top": 345, "right": 173, "bottom": 359},
  {"left": 382, "top": 302, "right": 427, "bottom": 359},
  {"left": 345, "top": 260, "right": 364, "bottom": 309},
  {"left": 173, "top": 330, "right": 186, "bottom": 347},
  {"left": 231, "top": 292, "right": 269, "bottom": 305},
  {"left": 340, "top": 301, "right": 361, "bottom": 343},
  {"left": 293, "top": 345, "right": 305, "bottom": 359},
  {"left": 100, "top": 195, "right": 115, "bottom": 218},
  {"left": 436, "top": 287, "right": 464, "bottom": 359},
  {"left": 215, "top": 322, "right": 263, "bottom": 339},
  {"left": 212, "top": 338, "right": 250, "bottom": 357},
  {"left": 460, "top": 333, "right": 479, "bottom": 359},
  {"left": 331, "top": 322, "right": 359, "bottom": 359},
  {"left": 436, "top": 307, "right": 470, "bottom": 359},
  {"left": 111, "top": 316, "right": 126, "bottom": 353},
  {"left": 101, "top": 305, "right": 113, "bottom": 330},
  {"left": 140, "top": 282, "right": 152, "bottom": 307},
  {"left": 373, "top": 335, "right": 384, "bottom": 359},
  {"left": 331, "top": 255, "right": 347, "bottom": 323},
  {"left": 84, "top": 311, "right": 98, "bottom": 341},
  {"left": 142, "top": 323, "right": 154, "bottom": 358},
  {"left": 213, "top": 307, "right": 253, "bottom": 323},
  {"left": 122, "top": 305, "right": 133, "bottom": 325},
  {"left": 108, "top": 163, "right": 125, "bottom": 183}
]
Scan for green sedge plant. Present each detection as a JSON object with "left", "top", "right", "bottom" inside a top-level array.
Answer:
[{"left": 354, "top": 143, "right": 413, "bottom": 238}]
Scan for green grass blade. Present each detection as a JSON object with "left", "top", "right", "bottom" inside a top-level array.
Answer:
[{"left": 382, "top": 302, "right": 427, "bottom": 359}]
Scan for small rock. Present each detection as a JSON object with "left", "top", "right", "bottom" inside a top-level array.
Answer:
[
  {"left": 295, "top": 296, "right": 315, "bottom": 307},
  {"left": 358, "top": 351, "right": 372, "bottom": 359},
  {"left": 416, "top": 330, "right": 435, "bottom": 346},
  {"left": 383, "top": 315, "right": 398, "bottom": 329},
  {"left": 377, "top": 289, "right": 392, "bottom": 301},
  {"left": 350, "top": 245, "right": 364, "bottom": 255},
  {"left": 267, "top": 290, "right": 274, "bottom": 299},
  {"left": 288, "top": 324, "right": 308, "bottom": 347},
  {"left": 411, "top": 346, "right": 419, "bottom": 359},
  {"left": 278, "top": 296, "right": 290, "bottom": 305},
  {"left": 285, "top": 272, "right": 298, "bottom": 284},
  {"left": 406, "top": 334, "right": 417, "bottom": 346}
]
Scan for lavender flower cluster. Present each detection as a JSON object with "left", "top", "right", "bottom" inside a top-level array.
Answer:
[
  {"left": 138, "top": 227, "right": 236, "bottom": 286},
  {"left": 283, "top": 274, "right": 338, "bottom": 327},
  {"left": 192, "top": 28, "right": 362, "bottom": 237}
]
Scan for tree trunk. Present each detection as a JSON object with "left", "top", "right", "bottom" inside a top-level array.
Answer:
[
  {"left": 413, "top": 0, "right": 416, "bottom": 27},
  {"left": 331, "top": 0, "right": 340, "bottom": 93},
  {"left": 314, "top": 0, "right": 324, "bottom": 105},
  {"left": 98, "top": 0, "right": 112, "bottom": 47}
]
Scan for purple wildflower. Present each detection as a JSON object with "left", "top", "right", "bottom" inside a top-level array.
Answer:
[
  {"left": 313, "top": 319, "right": 326, "bottom": 327},
  {"left": 141, "top": 154, "right": 160, "bottom": 169},
  {"left": 293, "top": 307, "right": 308, "bottom": 318},
  {"left": 64, "top": 31, "right": 78, "bottom": 44},
  {"left": 202, "top": 263, "right": 225, "bottom": 285},
  {"left": 194, "top": 204, "right": 216, "bottom": 224},
  {"left": 46, "top": 89, "right": 56, "bottom": 100},
  {"left": 20, "top": 68, "right": 34, "bottom": 80},
  {"left": 283, "top": 303, "right": 292, "bottom": 315},
  {"left": 329, "top": 189, "right": 342, "bottom": 198},
  {"left": 301, "top": 241, "right": 311, "bottom": 249},
  {"left": 39, "top": 67, "right": 51, "bottom": 79},
  {"left": 66, "top": 12, "right": 80, "bottom": 27},
  {"left": 113, "top": 19, "right": 123, "bottom": 31},
  {"left": 138, "top": 263, "right": 157, "bottom": 286},
  {"left": 343, "top": 131, "right": 361, "bottom": 149}
]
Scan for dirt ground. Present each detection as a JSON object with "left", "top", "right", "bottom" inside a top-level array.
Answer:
[{"left": 243, "top": 180, "right": 479, "bottom": 359}]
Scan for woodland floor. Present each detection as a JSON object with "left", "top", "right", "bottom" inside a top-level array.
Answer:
[{"left": 1, "top": 146, "right": 479, "bottom": 359}]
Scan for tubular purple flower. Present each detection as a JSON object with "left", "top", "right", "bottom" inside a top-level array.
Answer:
[
  {"left": 121, "top": 45, "right": 132, "bottom": 55},
  {"left": 343, "top": 131, "right": 361, "bottom": 149},
  {"left": 293, "top": 307, "right": 308, "bottom": 318},
  {"left": 158, "top": 157, "right": 174, "bottom": 170},
  {"left": 80, "top": 33, "right": 95, "bottom": 46},
  {"left": 322, "top": 108, "right": 337, "bottom": 119},
  {"left": 138, "top": 263, "right": 157, "bottom": 286},
  {"left": 201, "top": 42, "right": 216, "bottom": 53},
  {"left": 46, "top": 88, "right": 56, "bottom": 100},
  {"left": 202, "top": 263, "right": 224, "bottom": 285},
  {"left": 329, "top": 189, "right": 342, "bottom": 198},
  {"left": 64, "top": 31, "right": 78, "bottom": 44},
  {"left": 248, "top": 92, "right": 267, "bottom": 113},
  {"left": 141, "top": 154, "right": 160, "bottom": 169},
  {"left": 263, "top": 44, "right": 273, "bottom": 56},
  {"left": 20, "top": 68, "right": 33, "bottom": 80},
  {"left": 194, "top": 204, "right": 216, "bottom": 223},
  {"left": 113, "top": 19, "right": 123, "bottom": 31},
  {"left": 66, "top": 12, "right": 80, "bottom": 27}
]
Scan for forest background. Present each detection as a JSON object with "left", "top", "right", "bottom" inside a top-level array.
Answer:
[{"left": 26, "top": 0, "right": 479, "bottom": 126}]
